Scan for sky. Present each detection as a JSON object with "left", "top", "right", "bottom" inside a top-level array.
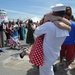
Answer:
[{"left": 0, "top": 0, "right": 75, "bottom": 21}]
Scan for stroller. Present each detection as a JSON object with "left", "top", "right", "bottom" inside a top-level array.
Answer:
[{"left": 9, "top": 36, "right": 21, "bottom": 49}]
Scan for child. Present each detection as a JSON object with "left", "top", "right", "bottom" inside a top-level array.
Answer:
[{"left": 9, "top": 36, "right": 21, "bottom": 49}]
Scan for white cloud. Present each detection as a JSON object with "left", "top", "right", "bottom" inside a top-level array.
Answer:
[
  {"left": 5, "top": 9, "right": 35, "bottom": 16},
  {"left": 31, "top": 17, "right": 41, "bottom": 22}
]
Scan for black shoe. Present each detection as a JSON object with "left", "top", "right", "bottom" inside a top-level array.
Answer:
[
  {"left": 53, "top": 65, "right": 57, "bottom": 72},
  {"left": 20, "top": 51, "right": 26, "bottom": 58}
]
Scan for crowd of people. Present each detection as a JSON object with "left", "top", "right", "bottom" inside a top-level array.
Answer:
[
  {"left": 0, "top": 3, "right": 75, "bottom": 75},
  {"left": 0, "top": 19, "right": 38, "bottom": 49}
]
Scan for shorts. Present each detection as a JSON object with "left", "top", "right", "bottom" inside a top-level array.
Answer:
[{"left": 60, "top": 44, "right": 75, "bottom": 61}]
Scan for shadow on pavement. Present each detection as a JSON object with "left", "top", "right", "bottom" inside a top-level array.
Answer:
[
  {"left": 10, "top": 52, "right": 21, "bottom": 58},
  {"left": 26, "top": 65, "right": 39, "bottom": 75},
  {"left": 5, "top": 47, "right": 21, "bottom": 50},
  {"left": 54, "top": 61, "right": 75, "bottom": 75},
  {"left": 69, "top": 68, "right": 75, "bottom": 75}
]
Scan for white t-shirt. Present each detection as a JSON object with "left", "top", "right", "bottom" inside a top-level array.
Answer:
[{"left": 34, "top": 22, "right": 69, "bottom": 63}]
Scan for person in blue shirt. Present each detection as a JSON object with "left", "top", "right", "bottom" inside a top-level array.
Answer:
[{"left": 60, "top": 6, "right": 75, "bottom": 71}]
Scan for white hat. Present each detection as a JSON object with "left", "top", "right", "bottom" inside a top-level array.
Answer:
[{"left": 51, "top": 4, "right": 66, "bottom": 12}]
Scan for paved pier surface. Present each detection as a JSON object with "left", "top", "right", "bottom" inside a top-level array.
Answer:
[{"left": 0, "top": 33, "right": 75, "bottom": 75}]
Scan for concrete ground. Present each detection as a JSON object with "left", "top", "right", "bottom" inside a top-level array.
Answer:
[
  {"left": 0, "top": 41, "right": 39, "bottom": 75},
  {"left": 0, "top": 33, "right": 75, "bottom": 75}
]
